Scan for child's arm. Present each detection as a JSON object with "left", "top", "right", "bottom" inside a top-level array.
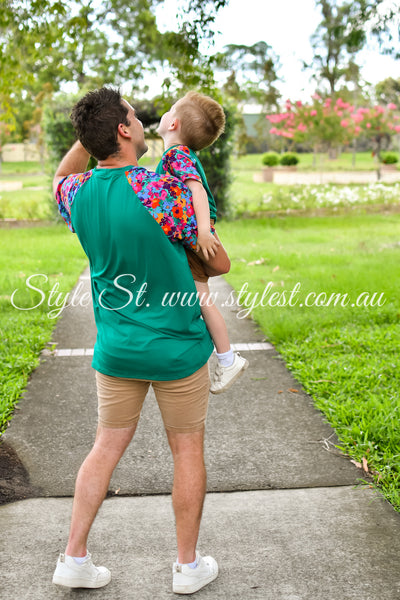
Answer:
[{"left": 185, "top": 178, "right": 220, "bottom": 260}]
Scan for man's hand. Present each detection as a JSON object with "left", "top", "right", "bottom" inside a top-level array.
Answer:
[{"left": 196, "top": 229, "right": 220, "bottom": 260}]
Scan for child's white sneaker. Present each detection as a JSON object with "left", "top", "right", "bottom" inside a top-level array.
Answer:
[
  {"left": 210, "top": 352, "right": 249, "bottom": 394},
  {"left": 173, "top": 552, "right": 218, "bottom": 594},
  {"left": 52, "top": 552, "right": 111, "bottom": 588}
]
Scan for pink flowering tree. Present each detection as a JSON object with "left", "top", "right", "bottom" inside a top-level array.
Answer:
[
  {"left": 266, "top": 95, "right": 400, "bottom": 168},
  {"left": 266, "top": 95, "right": 358, "bottom": 158},
  {"left": 354, "top": 103, "right": 400, "bottom": 159}
]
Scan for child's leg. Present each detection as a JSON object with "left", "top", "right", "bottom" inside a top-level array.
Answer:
[
  {"left": 195, "top": 280, "right": 249, "bottom": 394},
  {"left": 195, "top": 280, "right": 230, "bottom": 354}
]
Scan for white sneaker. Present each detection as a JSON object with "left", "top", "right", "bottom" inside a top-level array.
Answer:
[
  {"left": 173, "top": 552, "right": 218, "bottom": 594},
  {"left": 210, "top": 352, "right": 249, "bottom": 394},
  {"left": 52, "top": 552, "right": 111, "bottom": 588}
]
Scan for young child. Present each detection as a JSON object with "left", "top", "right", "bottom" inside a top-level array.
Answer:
[{"left": 156, "top": 91, "right": 248, "bottom": 393}]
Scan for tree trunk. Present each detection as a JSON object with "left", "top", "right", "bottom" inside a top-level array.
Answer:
[{"left": 328, "top": 146, "right": 337, "bottom": 159}]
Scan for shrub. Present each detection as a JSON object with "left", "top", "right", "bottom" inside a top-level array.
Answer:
[
  {"left": 262, "top": 152, "right": 279, "bottom": 167},
  {"left": 280, "top": 152, "right": 299, "bottom": 166},
  {"left": 198, "top": 105, "right": 236, "bottom": 219},
  {"left": 381, "top": 151, "right": 399, "bottom": 164},
  {"left": 43, "top": 94, "right": 97, "bottom": 218}
]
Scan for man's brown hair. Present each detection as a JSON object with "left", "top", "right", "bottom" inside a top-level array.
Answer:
[
  {"left": 70, "top": 87, "right": 130, "bottom": 161},
  {"left": 175, "top": 91, "right": 225, "bottom": 151}
]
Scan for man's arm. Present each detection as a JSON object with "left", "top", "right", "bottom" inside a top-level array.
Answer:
[{"left": 53, "top": 141, "right": 90, "bottom": 197}]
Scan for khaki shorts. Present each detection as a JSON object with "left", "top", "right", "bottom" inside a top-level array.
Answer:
[{"left": 95, "top": 363, "right": 210, "bottom": 433}]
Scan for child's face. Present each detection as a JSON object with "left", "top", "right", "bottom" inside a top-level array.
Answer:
[{"left": 157, "top": 100, "right": 183, "bottom": 138}]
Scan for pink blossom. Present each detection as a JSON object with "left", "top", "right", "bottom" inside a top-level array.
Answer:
[
  {"left": 310, "top": 109, "right": 317, "bottom": 116},
  {"left": 269, "top": 127, "right": 279, "bottom": 135},
  {"left": 297, "top": 123, "right": 307, "bottom": 132},
  {"left": 336, "top": 110, "right": 343, "bottom": 116},
  {"left": 352, "top": 113, "right": 364, "bottom": 123},
  {"left": 354, "top": 126, "right": 361, "bottom": 134},
  {"left": 312, "top": 93, "right": 321, "bottom": 100},
  {"left": 340, "top": 119, "right": 349, "bottom": 128},
  {"left": 388, "top": 103, "right": 397, "bottom": 110},
  {"left": 324, "top": 98, "right": 332, "bottom": 107},
  {"left": 267, "top": 114, "right": 288, "bottom": 124},
  {"left": 366, "top": 123, "right": 371, "bottom": 128},
  {"left": 395, "top": 125, "right": 400, "bottom": 133},
  {"left": 296, "top": 100, "right": 302, "bottom": 107}
]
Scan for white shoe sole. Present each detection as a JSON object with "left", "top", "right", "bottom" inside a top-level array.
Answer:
[
  {"left": 173, "top": 570, "right": 218, "bottom": 594},
  {"left": 210, "top": 358, "right": 249, "bottom": 394},
  {"left": 52, "top": 573, "right": 111, "bottom": 588}
]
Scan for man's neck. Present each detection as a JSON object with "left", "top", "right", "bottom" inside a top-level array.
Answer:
[{"left": 97, "top": 150, "right": 139, "bottom": 169}]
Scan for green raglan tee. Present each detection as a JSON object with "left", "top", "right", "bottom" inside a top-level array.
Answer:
[{"left": 56, "top": 165, "right": 213, "bottom": 380}]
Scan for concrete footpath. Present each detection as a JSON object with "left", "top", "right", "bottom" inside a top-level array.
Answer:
[{"left": 1, "top": 270, "right": 400, "bottom": 599}]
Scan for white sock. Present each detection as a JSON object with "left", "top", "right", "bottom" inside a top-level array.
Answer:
[
  {"left": 69, "top": 553, "right": 89, "bottom": 564},
  {"left": 177, "top": 557, "right": 198, "bottom": 569},
  {"left": 216, "top": 348, "right": 234, "bottom": 367}
]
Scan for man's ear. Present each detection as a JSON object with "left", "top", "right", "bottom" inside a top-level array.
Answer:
[{"left": 118, "top": 123, "right": 131, "bottom": 138}]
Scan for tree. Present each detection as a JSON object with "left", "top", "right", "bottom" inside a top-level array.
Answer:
[
  {"left": 350, "top": 0, "right": 400, "bottom": 59},
  {"left": 1, "top": 0, "right": 229, "bottom": 129},
  {"left": 307, "top": 0, "right": 367, "bottom": 95},
  {"left": 0, "top": 0, "right": 66, "bottom": 125},
  {"left": 266, "top": 95, "right": 400, "bottom": 170},
  {"left": 215, "top": 42, "right": 281, "bottom": 110},
  {"left": 375, "top": 77, "right": 400, "bottom": 107},
  {"left": 212, "top": 42, "right": 281, "bottom": 155},
  {"left": 266, "top": 96, "right": 358, "bottom": 157}
]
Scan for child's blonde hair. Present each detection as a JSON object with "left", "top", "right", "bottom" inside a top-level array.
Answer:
[{"left": 175, "top": 91, "right": 225, "bottom": 151}]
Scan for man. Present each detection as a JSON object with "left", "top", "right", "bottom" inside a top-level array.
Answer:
[{"left": 51, "top": 87, "right": 230, "bottom": 595}]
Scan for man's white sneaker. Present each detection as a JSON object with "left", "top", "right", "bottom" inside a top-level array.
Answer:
[
  {"left": 210, "top": 352, "right": 249, "bottom": 394},
  {"left": 52, "top": 552, "right": 111, "bottom": 588},
  {"left": 173, "top": 552, "right": 218, "bottom": 594}
]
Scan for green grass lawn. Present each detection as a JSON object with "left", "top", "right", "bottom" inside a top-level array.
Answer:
[
  {"left": 0, "top": 188, "right": 53, "bottom": 219},
  {"left": 0, "top": 161, "right": 44, "bottom": 175},
  {"left": 232, "top": 151, "right": 390, "bottom": 172},
  {"left": 217, "top": 213, "right": 400, "bottom": 510},
  {"left": 0, "top": 225, "right": 87, "bottom": 433}
]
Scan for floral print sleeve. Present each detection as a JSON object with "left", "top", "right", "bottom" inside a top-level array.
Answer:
[
  {"left": 56, "top": 171, "right": 93, "bottom": 232},
  {"left": 162, "top": 145, "right": 202, "bottom": 184},
  {"left": 125, "top": 167, "right": 198, "bottom": 250}
]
